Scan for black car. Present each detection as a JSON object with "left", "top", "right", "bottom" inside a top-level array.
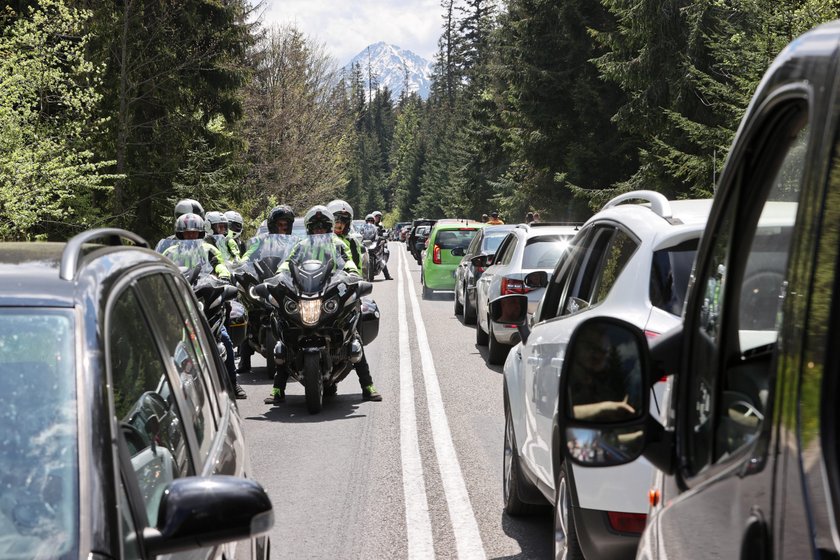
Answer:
[
  {"left": 452, "top": 224, "right": 515, "bottom": 324},
  {"left": 0, "top": 229, "right": 273, "bottom": 559},
  {"left": 539, "top": 20, "right": 840, "bottom": 559}
]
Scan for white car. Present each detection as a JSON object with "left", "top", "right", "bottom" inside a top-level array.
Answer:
[
  {"left": 474, "top": 223, "right": 579, "bottom": 365},
  {"left": 499, "top": 191, "right": 712, "bottom": 559}
]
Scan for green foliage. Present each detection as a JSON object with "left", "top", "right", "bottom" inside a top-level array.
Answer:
[{"left": 0, "top": 0, "right": 112, "bottom": 240}]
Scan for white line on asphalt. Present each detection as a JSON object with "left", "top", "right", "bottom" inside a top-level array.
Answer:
[
  {"left": 401, "top": 254, "right": 487, "bottom": 560},
  {"left": 396, "top": 250, "right": 436, "bottom": 559}
]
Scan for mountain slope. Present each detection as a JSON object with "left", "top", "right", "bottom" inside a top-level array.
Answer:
[{"left": 345, "top": 42, "right": 433, "bottom": 101}]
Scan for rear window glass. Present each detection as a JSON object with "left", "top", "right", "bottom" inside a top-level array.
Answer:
[
  {"left": 436, "top": 229, "right": 478, "bottom": 250},
  {"left": 0, "top": 309, "right": 78, "bottom": 558},
  {"left": 482, "top": 232, "right": 510, "bottom": 254},
  {"left": 522, "top": 235, "right": 572, "bottom": 269},
  {"left": 649, "top": 239, "right": 699, "bottom": 316}
]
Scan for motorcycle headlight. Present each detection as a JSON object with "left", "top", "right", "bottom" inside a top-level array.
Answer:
[
  {"left": 300, "top": 299, "right": 322, "bottom": 326},
  {"left": 322, "top": 297, "right": 339, "bottom": 314},
  {"left": 284, "top": 297, "right": 299, "bottom": 315}
]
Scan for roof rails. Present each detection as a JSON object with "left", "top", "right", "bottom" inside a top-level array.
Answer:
[
  {"left": 602, "top": 190, "right": 672, "bottom": 220},
  {"left": 60, "top": 228, "right": 149, "bottom": 280},
  {"left": 525, "top": 221, "right": 582, "bottom": 227}
]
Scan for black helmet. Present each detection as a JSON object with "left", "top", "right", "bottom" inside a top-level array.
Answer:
[
  {"left": 304, "top": 205, "right": 334, "bottom": 234},
  {"left": 267, "top": 205, "right": 295, "bottom": 234}
]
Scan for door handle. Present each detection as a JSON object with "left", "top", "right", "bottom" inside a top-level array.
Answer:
[
  {"left": 527, "top": 356, "right": 543, "bottom": 366},
  {"left": 550, "top": 357, "right": 564, "bottom": 369}
]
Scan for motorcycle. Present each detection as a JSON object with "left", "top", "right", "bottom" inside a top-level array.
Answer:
[
  {"left": 361, "top": 224, "right": 389, "bottom": 281},
  {"left": 231, "top": 233, "right": 298, "bottom": 379},
  {"left": 156, "top": 238, "right": 239, "bottom": 363},
  {"left": 253, "top": 234, "right": 379, "bottom": 413}
]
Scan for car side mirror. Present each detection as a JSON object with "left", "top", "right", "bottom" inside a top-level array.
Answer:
[
  {"left": 524, "top": 270, "right": 548, "bottom": 289},
  {"left": 471, "top": 254, "right": 492, "bottom": 268},
  {"left": 143, "top": 476, "right": 273, "bottom": 556},
  {"left": 451, "top": 247, "right": 465, "bottom": 257},
  {"left": 559, "top": 317, "right": 651, "bottom": 468},
  {"left": 489, "top": 294, "right": 531, "bottom": 344}
]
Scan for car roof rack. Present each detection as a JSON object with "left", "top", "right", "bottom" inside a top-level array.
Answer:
[
  {"left": 602, "top": 190, "right": 673, "bottom": 221},
  {"left": 60, "top": 228, "right": 149, "bottom": 281}
]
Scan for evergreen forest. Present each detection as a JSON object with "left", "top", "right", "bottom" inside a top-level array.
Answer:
[{"left": 0, "top": 0, "right": 836, "bottom": 242}]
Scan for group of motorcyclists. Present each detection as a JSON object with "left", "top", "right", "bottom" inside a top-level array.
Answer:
[{"left": 156, "top": 197, "right": 389, "bottom": 408}]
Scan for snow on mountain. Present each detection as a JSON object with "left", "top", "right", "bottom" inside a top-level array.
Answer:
[{"left": 345, "top": 42, "right": 433, "bottom": 101}]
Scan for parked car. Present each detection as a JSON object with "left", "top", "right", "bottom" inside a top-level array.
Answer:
[
  {"left": 453, "top": 224, "right": 516, "bottom": 324},
  {"left": 475, "top": 223, "right": 579, "bottom": 364},
  {"left": 421, "top": 220, "right": 485, "bottom": 298},
  {"left": 494, "top": 193, "right": 712, "bottom": 559},
  {"left": 0, "top": 229, "right": 273, "bottom": 559},
  {"left": 550, "top": 20, "right": 840, "bottom": 560},
  {"left": 408, "top": 218, "right": 436, "bottom": 264}
]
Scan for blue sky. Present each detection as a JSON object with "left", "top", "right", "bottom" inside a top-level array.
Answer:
[{"left": 260, "top": 0, "right": 443, "bottom": 65}]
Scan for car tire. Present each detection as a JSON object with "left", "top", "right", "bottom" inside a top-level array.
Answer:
[
  {"left": 554, "top": 462, "right": 584, "bottom": 560},
  {"left": 454, "top": 282, "right": 464, "bottom": 316},
  {"left": 422, "top": 275, "right": 433, "bottom": 299},
  {"left": 488, "top": 321, "right": 511, "bottom": 365},
  {"left": 463, "top": 286, "right": 477, "bottom": 325},
  {"left": 503, "top": 395, "right": 541, "bottom": 516},
  {"left": 476, "top": 316, "right": 489, "bottom": 346}
]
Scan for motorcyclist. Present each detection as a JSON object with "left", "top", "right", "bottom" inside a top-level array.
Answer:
[
  {"left": 329, "top": 199, "right": 383, "bottom": 402},
  {"left": 238, "top": 205, "right": 296, "bottom": 376},
  {"left": 224, "top": 210, "right": 246, "bottom": 261},
  {"left": 264, "top": 205, "right": 361, "bottom": 405},
  {"left": 204, "top": 211, "right": 237, "bottom": 264},
  {"left": 154, "top": 198, "right": 206, "bottom": 252},
  {"left": 367, "top": 212, "right": 393, "bottom": 280},
  {"left": 162, "top": 214, "right": 246, "bottom": 399}
]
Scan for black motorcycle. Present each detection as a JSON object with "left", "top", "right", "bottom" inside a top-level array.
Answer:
[
  {"left": 361, "top": 224, "right": 389, "bottom": 281},
  {"left": 254, "top": 234, "right": 379, "bottom": 413},
  {"left": 232, "top": 233, "right": 297, "bottom": 379}
]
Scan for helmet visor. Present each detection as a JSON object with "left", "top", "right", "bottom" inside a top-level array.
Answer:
[{"left": 229, "top": 221, "right": 243, "bottom": 233}]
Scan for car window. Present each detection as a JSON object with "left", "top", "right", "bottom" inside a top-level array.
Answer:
[
  {"left": 109, "top": 288, "right": 193, "bottom": 526},
  {"left": 561, "top": 226, "right": 615, "bottom": 315},
  {"left": 522, "top": 235, "right": 573, "bottom": 269},
  {"left": 685, "top": 101, "right": 807, "bottom": 475},
  {"left": 0, "top": 310, "right": 78, "bottom": 558},
  {"left": 535, "top": 227, "right": 591, "bottom": 322},
  {"left": 482, "top": 231, "right": 509, "bottom": 254},
  {"left": 135, "top": 274, "right": 216, "bottom": 464},
  {"left": 466, "top": 231, "right": 482, "bottom": 255},
  {"left": 649, "top": 239, "right": 699, "bottom": 316},
  {"left": 496, "top": 233, "right": 519, "bottom": 265},
  {"left": 436, "top": 229, "right": 478, "bottom": 250},
  {"left": 590, "top": 229, "right": 638, "bottom": 305}
]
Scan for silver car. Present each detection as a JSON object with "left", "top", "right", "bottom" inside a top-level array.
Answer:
[{"left": 474, "top": 223, "right": 578, "bottom": 364}]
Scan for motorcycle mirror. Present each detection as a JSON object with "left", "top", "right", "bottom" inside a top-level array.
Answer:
[
  {"left": 357, "top": 281, "right": 373, "bottom": 297},
  {"left": 223, "top": 285, "right": 238, "bottom": 301},
  {"left": 253, "top": 283, "right": 270, "bottom": 299}
]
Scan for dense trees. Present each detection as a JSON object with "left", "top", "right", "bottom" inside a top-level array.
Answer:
[{"left": 0, "top": 0, "right": 836, "bottom": 239}]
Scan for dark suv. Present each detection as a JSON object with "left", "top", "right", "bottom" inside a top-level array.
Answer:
[
  {"left": 548, "top": 20, "right": 840, "bottom": 559},
  {"left": 0, "top": 229, "right": 273, "bottom": 559}
]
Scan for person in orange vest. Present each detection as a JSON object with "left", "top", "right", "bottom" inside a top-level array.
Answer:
[{"left": 487, "top": 211, "right": 505, "bottom": 225}]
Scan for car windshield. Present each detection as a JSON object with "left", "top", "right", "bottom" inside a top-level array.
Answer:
[
  {"left": 522, "top": 235, "right": 572, "bottom": 269},
  {"left": 482, "top": 231, "right": 510, "bottom": 254},
  {"left": 436, "top": 229, "right": 478, "bottom": 250},
  {"left": 0, "top": 309, "right": 78, "bottom": 558},
  {"left": 649, "top": 239, "right": 699, "bottom": 316}
]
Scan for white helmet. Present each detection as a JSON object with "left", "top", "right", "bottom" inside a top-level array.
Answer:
[
  {"left": 174, "top": 198, "right": 204, "bottom": 219},
  {"left": 303, "top": 205, "right": 334, "bottom": 234},
  {"left": 224, "top": 210, "right": 244, "bottom": 238},
  {"left": 365, "top": 213, "right": 375, "bottom": 223},
  {"left": 372, "top": 210, "right": 383, "bottom": 219},
  {"left": 204, "top": 211, "right": 228, "bottom": 235},
  {"left": 326, "top": 199, "right": 354, "bottom": 221}
]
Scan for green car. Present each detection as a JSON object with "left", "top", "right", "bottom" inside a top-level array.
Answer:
[{"left": 421, "top": 220, "right": 485, "bottom": 298}]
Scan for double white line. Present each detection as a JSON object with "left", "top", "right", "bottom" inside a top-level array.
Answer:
[{"left": 396, "top": 249, "right": 486, "bottom": 560}]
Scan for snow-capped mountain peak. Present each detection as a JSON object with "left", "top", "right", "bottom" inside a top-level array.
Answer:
[{"left": 345, "top": 42, "right": 433, "bottom": 101}]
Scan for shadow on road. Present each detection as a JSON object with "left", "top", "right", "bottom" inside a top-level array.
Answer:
[
  {"left": 475, "top": 344, "right": 505, "bottom": 374},
  {"left": 420, "top": 290, "right": 456, "bottom": 302},
  {"left": 246, "top": 393, "right": 367, "bottom": 423},
  {"left": 493, "top": 511, "right": 553, "bottom": 560}
]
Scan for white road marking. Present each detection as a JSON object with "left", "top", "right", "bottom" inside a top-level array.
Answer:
[
  {"left": 401, "top": 253, "right": 487, "bottom": 560},
  {"left": 396, "top": 250, "right": 436, "bottom": 559}
]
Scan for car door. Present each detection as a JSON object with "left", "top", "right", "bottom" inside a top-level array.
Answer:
[{"left": 653, "top": 92, "right": 811, "bottom": 559}]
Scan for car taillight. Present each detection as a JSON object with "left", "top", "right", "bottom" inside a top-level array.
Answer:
[
  {"left": 500, "top": 277, "right": 532, "bottom": 295},
  {"left": 607, "top": 511, "right": 647, "bottom": 534},
  {"left": 433, "top": 244, "right": 441, "bottom": 264},
  {"left": 644, "top": 330, "right": 669, "bottom": 382}
]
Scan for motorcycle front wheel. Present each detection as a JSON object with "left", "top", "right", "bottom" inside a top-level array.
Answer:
[{"left": 303, "top": 352, "right": 324, "bottom": 414}]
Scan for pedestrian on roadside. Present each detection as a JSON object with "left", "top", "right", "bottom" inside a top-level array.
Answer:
[
  {"left": 487, "top": 211, "right": 505, "bottom": 225},
  {"left": 532, "top": 212, "right": 541, "bottom": 223},
  {"left": 481, "top": 213, "right": 489, "bottom": 223},
  {"left": 526, "top": 211, "right": 535, "bottom": 224}
]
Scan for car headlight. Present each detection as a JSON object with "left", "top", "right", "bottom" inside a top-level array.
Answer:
[
  {"left": 300, "top": 299, "right": 322, "bottom": 326},
  {"left": 284, "top": 297, "right": 299, "bottom": 315},
  {"left": 322, "top": 297, "right": 339, "bottom": 314}
]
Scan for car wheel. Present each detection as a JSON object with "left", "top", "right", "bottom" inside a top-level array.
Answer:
[
  {"left": 488, "top": 321, "right": 511, "bottom": 365},
  {"left": 504, "top": 396, "right": 540, "bottom": 516},
  {"left": 554, "top": 463, "right": 584, "bottom": 560},
  {"left": 454, "top": 281, "right": 464, "bottom": 316},
  {"left": 422, "top": 275, "right": 433, "bottom": 299},
  {"left": 463, "top": 286, "right": 477, "bottom": 325},
  {"left": 476, "top": 315, "right": 489, "bottom": 346}
]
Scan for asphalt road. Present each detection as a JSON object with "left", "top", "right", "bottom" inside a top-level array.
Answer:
[{"left": 235, "top": 243, "right": 553, "bottom": 560}]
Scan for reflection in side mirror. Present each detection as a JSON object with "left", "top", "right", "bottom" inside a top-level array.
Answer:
[
  {"left": 489, "top": 295, "right": 529, "bottom": 325},
  {"left": 451, "top": 247, "right": 465, "bottom": 257},
  {"left": 559, "top": 317, "right": 651, "bottom": 468},
  {"left": 470, "top": 254, "right": 488, "bottom": 269},
  {"left": 524, "top": 270, "right": 548, "bottom": 289}
]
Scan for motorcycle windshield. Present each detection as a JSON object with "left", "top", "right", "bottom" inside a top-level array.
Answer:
[
  {"left": 362, "top": 224, "right": 378, "bottom": 241},
  {"left": 207, "top": 234, "right": 237, "bottom": 264},
  {"left": 286, "top": 234, "right": 346, "bottom": 294},
  {"left": 239, "top": 234, "right": 297, "bottom": 280},
  {"left": 156, "top": 239, "right": 213, "bottom": 275}
]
